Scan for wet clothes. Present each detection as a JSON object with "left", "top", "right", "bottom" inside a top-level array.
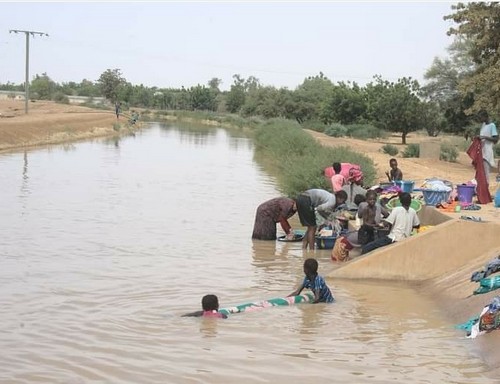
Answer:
[{"left": 252, "top": 197, "right": 296, "bottom": 240}]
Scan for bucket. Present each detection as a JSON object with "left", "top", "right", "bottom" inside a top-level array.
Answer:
[
  {"left": 394, "top": 180, "right": 414, "bottom": 193},
  {"left": 421, "top": 189, "right": 451, "bottom": 206},
  {"left": 456, "top": 184, "right": 475, "bottom": 204}
]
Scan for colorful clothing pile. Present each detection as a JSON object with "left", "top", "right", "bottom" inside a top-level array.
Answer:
[{"left": 458, "top": 296, "right": 500, "bottom": 338}]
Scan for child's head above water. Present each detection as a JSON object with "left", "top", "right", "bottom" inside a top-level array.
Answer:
[
  {"left": 303, "top": 258, "right": 318, "bottom": 276},
  {"left": 202, "top": 294, "right": 219, "bottom": 311}
]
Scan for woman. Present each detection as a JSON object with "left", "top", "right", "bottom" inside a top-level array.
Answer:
[{"left": 252, "top": 197, "right": 297, "bottom": 240}]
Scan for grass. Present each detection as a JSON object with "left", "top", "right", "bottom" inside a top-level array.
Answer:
[{"left": 253, "top": 119, "right": 376, "bottom": 197}]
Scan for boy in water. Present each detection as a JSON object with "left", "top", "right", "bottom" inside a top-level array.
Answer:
[
  {"left": 289, "top": 258, "right": 334, "bottom": 303},
  {"left": 385, "top": 158, "right": 403, "bottom": 182},
  {"left": 181, "top": 294, "right": 227, "bottom": 318}
]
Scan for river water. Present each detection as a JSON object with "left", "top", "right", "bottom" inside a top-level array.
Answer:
[{"left": 0, "top": 123, "right": 493, "bottom": 383}]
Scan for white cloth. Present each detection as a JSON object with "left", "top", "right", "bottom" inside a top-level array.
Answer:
[
  {"left": 385, "top": 206, "right": 420, "bottom": 242},
  {"left": 481, "top": 122, "right": 498, "bottom": 167}
]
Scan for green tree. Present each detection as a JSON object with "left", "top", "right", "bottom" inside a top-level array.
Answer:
[
  {"left": 444, "top": 2, "right": 500, "bottom": 115},
  {"left": 365, "top": 77, "right": 428, "bottom": 144},
  {"left": 97, "top": 68, "right": 126, "bottom": 102},
  {"left": 293, "top": 72, "right": 334, "bottom": 123},
  {"left": 422, "top": 37, "right": 475, "bottom": 133},
  {"left": 225, "top": 74, "right": 247, "bottom": 113},
  {"left": 189, "top": 84, "right": 218, "bottom": 111},
  {"left": 30, "top": 73, "right": 57, "bottom": 100},
  {"left": 320, "top": 81, "right": 366, "bottom": 124}
]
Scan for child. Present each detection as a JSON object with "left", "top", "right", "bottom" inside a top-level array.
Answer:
[
  {"left": 385, "top": 158, "right": 403, "bottom": 182},
  {"left": 361, "top": 192, "right": 420, "bottom": 254},
  {"left": 289, "top": 258, "right": 334, "bottom": 303},
  {"left": 181, "top": 294, "right": 228, "bottom": 318},
  {"left": 330, "top": 162, "right": 346, "bottom": 192},
  {"left": 357, "top": 190, "right": 389, "bottom": 245}
]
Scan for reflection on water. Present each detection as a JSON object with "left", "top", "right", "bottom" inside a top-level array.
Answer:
[{"left": 0, "top": 123, "right": 493, "bottom": 383}]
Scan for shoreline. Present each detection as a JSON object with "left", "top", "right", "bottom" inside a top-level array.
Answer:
[{"left": 1, "top": 99, "right": 499, "bottom": 375}]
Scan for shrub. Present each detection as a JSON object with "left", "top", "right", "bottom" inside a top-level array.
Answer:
[
  {"left": 346, "top": 124, "right": 387, "bottom": 140},
  {"left": 113, "top": 122, "right": 121, "bottom": 132},
  {"left": 302, "top": 119, "right": 327, "bottom": 133},
  {"left": 253, "top": 119, "right": 376, "bottom": 196},
  {"left": 381, "top": 144, "right": 399, "bottom": 156},
  {"left": 324, "top": 123, "right": 348, "bottom": 137},
  {"left": 440, "top": 142, "right": 459, "bottom": 162},
  {"left": 402, "top": 143, "right": 420, "bottom": 158},
  {"left": 53, "top": 92, "right": 69, "bottom": 104}
]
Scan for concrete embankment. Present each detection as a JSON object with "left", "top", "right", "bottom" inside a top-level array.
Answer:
[{"left": 329, "top": 206, "right": 500, "bottom": 371}]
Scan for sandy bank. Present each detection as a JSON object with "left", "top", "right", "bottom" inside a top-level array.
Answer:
[{"left": 0, "top": 100, "right": 138, "bottom": 152}]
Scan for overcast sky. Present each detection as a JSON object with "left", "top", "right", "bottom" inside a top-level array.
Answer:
[{"left": 0, "top": 2, "right": 456, "bottom": 90}]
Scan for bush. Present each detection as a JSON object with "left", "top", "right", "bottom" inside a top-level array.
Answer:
[
  {"left": 346, "top": 124, "right": 387, "bottom": 140},
  {"left": 381, "top": 144, "right": 399, "bottom": 156},
  {"left": 53, "top": 92, "right": 69, "bottom": 104},
  {"left": 440, "top": 142, "right": 459, "bottom": 162},
  {"left": 113, "top": 122, "right": 121, "bottom": 132},
  {"left": 324, "top": 123, "right": 348, "bottom": 137},
  {"left": 253, "top": 119, "right": 376, "bottom": 196},
  {"left": 302, "top": 119, "right": 327, "bottom": 133},
  {"left": 402, "top": 143, "right": 420, "bottom": 158}
]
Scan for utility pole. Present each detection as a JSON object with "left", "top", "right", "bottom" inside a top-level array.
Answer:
[{"left": 9, "top": 29, "right": 49, "bottom": 114}]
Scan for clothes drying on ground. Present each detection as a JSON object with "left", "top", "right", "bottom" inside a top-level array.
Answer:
[
  {"left": 471, "top": 256, "right": 500, "bottom": 282},
  {"left": 473, "top": 275, "right": 500, "bottom": 295},
  {"left": 462, "top": 296, "right": 500, "bottom": 338}
]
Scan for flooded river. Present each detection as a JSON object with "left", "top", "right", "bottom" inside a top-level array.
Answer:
[{"left": 0, "top": 123, "right": 493, "bottom": 383}]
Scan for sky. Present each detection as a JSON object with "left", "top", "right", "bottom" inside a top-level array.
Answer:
[{"left": 0, "top": 2, "right": 457, "bottom": 91}]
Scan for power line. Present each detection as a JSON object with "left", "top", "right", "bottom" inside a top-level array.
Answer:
[{"left": 9, "top": 29, "right": 49, "bottom": 114}]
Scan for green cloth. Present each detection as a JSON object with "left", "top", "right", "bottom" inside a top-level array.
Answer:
[
  {"left": 219, "top": 292, "right": 314, "bottom": 316},
  {"left": 474, "top": 275, "right": 500, "bottom": 295}
]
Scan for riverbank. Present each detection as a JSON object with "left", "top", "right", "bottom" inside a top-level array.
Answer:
[
  {"left": 0, "top": 100, "right": 139, "bottom": 152},
  {"left": 0, "top": 100, "right": 498, "bottom": 375}
]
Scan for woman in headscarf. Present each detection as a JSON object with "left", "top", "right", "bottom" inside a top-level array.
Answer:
[{"left": 252, "top": 197, "right": 297, "bottom": 240}]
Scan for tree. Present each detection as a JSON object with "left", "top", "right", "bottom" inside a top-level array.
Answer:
[
  {"left": 97, "top": 69, "right": 126, "bottom": 102},
  {"left": 189, "top": 84, "right": 218, "bottom": 111},
  {"left": 225, "top": 74, "right": 247, "bottom": 113},
  {"left": 444, "top": 2, "right": 500, "bottom": 115},
  {"left": 293, "top": 72, "right": 334, "bottom": 123},
  {"left": 30, "top": 73, "right": 57, "bottom": 100},
  {"left": 422, "top": 37, "right": 475, "bottom": 133},
  {"left": 365, "top": 77, "right": 429, "bottom": 144},
  {"left": 320, "top": 81, "right": 366, "bottom": 125}
]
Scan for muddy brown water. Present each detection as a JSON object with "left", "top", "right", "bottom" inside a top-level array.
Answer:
[{"left": 0, "top": 123, "right": 493, "bottom": 383}]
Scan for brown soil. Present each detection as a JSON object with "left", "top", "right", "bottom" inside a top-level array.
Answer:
[{"left": 0, "top": 99, "right": 131, "bottom": 152}]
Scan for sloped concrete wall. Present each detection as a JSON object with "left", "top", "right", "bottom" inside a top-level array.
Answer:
[{"left": 330, "top": 209, "right": 499, "bottom": 281}]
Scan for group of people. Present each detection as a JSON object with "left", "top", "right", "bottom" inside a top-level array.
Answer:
[
  {"left": 190, "top": 113, "right": 497, "bottom": 320},
  {"left": 251, "top": 158, "right": 414, "bottom": 255}
]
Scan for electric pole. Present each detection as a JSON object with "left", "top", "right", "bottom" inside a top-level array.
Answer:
[{"left": 9, "top": 29, "right": 49, "bottom": 114}]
